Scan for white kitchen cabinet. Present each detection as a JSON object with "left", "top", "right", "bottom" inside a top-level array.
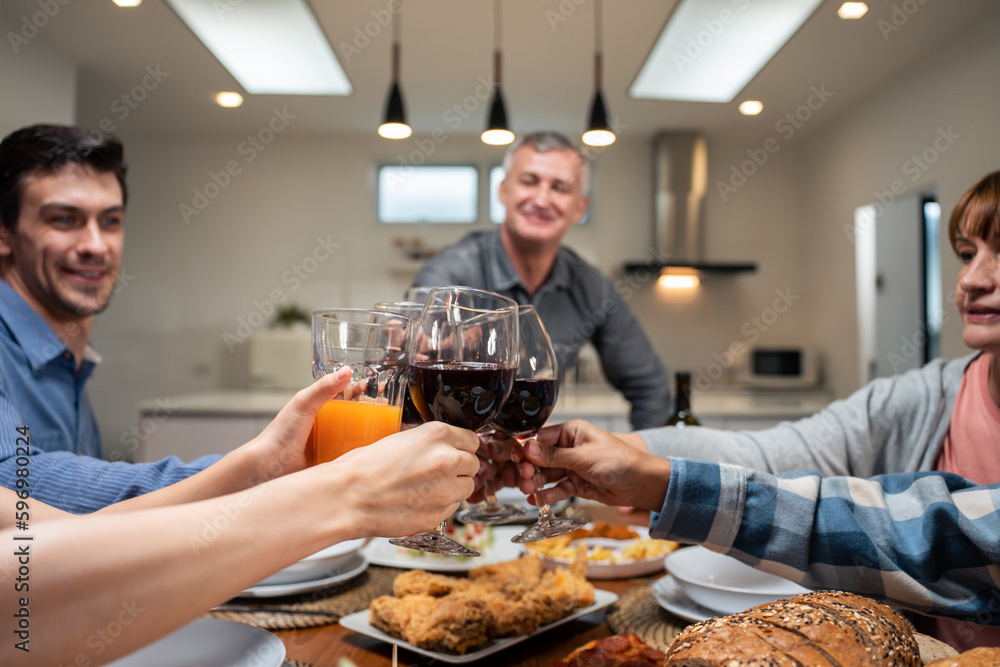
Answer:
[
  {"left": 134, "top": 391, "right": 289, "bottom": 463},
  {"left": 138, "top": 416, "right": 270, "bottom": 463}
]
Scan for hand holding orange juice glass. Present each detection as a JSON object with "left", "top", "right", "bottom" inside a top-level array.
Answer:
[{"left": 310, "top": 309, "right": 413, "bottom": 464}]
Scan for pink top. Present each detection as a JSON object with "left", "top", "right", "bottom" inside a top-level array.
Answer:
[{"left": 930, "top": 353, "right": 1000, "bottom": 650}]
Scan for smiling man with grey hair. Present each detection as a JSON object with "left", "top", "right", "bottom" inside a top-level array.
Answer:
[{"left": 412, "top": 131, "right": 670, "bottom": 429}]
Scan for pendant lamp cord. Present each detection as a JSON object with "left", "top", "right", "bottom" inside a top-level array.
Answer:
[
  {"left": 392, "top": 8, "right": 401, "bottom": 82},
  {"left": 494, "top": 0, "right": 502, "bottom": 87},
  {"left": 594, "top": 0, "right": 602, "bottom": 90}
]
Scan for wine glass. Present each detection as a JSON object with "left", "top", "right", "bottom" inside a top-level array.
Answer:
[
  {"left": 507, "top": 306, "right": 587, "bottom": 543},
  {"left": 381, "top": 300, "right": 527, "bottom": 522},
  {"left": 310, "top": 309, "right": 412, "bottom": 464},
  {"left": 404, "top": 285, "right": 434, "bottom": 304},
  {"left": 389, "top": 286, "right": 519, "bottom": 556},
  {"left": 373, "top": 302, "right": 427, "bottom": 430}
]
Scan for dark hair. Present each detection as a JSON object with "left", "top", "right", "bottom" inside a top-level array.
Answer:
[
  {"left": 949, "top": 170, "right": 1000, "bottom": 251},
  {"left": 0, "top": 124, "right": 128, "bottom": 231}
]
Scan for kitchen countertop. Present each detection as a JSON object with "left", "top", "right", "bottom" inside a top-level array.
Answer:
[{"left": 138, "top": 385, "right": 832, "bottom": 419}]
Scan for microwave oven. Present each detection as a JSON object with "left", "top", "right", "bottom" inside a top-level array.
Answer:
[{"left": 743, "top": 347, "right": 821, "bottom": 389}]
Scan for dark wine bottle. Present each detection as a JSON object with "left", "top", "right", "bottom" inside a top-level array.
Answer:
[{"left": 665, "top": 371, "right": 700, "bottom": 427}]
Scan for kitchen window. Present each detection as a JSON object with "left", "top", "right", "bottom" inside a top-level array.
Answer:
[{"left": 377, "top": 165, "right": 478, "bottom": 223}]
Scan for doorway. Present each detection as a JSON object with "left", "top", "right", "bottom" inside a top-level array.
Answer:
[{"left": 854, "top": 193, "right": 942, "bottom": 383}]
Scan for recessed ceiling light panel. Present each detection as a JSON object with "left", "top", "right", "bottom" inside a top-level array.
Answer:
[
  {"left": 165, "top": 0, "right": 351, "bottom": 95},
  {"left": 631, "top": 0, "right": 824, "bottom": 103},
  {"left": 738, "top": 100, "right": 763, "bottom": 115}
]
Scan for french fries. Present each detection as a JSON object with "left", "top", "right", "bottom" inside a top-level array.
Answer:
[{"left": 526, "top": 522, "right": 680, "bottom": 563}]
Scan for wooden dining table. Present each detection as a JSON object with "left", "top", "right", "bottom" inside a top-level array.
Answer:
[{"left": 276, "top": 503, "right": 662, "bottom": 667}]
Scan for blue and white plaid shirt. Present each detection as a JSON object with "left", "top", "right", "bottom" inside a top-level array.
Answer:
[{"left": 652, "top": 457, "right": 1000, "bottom": 624}]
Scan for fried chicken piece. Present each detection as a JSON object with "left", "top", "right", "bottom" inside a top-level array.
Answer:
[
  {"left": 408, "top": 593, "right": 492, "bottom": 654},
  {"left": 473, "top": 559, "right": 595, "bottom": 634},
  {"left": 393, "top": 569, "right": 470, "bottom": 597},
  {"left": 369, "top": 593, "right": 437, "bottom": 639},
  {"left": 468, "top": 552, "right": 543, "bottom": 584},
  {"left": 370, "top": 592, "right": 491, "bottom": 654},
  {"left": 474, "top": 580, "right": 544, "bottom": 637},
  {"left": 521, "top": 569, "right": 581, "bottom": 626},
  {"left": 586, "top": 521, "right": 640, "bottom": 540}
]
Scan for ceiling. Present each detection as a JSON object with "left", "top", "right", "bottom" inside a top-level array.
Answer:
[{"left": 4, "top": 0, "right": 997, "bottom": 141}]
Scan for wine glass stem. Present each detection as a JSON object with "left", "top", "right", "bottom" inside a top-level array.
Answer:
[
  {"left": 532, "top": 472, "right": 556, "bottom": 520},
  {"left": 482, "top": 473, "right": 501, "bottom": 507},
  {"left": 519, "top": 436, "right": 556, "bottom": 520},
  {"left": 477, "top": 430, "right": 502, "bottom": 509}
]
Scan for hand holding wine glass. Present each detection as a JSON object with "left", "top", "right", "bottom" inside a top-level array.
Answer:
[
  {"left": 389, "top": 286, "right": 519, "bottom": 556},
  {"left": 501, "top": 305, "right": 587, "bottom": 543}
]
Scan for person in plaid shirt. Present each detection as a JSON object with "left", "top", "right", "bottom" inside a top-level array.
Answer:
[{"left": 518, "top": 170, "right": 1000, "bottom": 651}]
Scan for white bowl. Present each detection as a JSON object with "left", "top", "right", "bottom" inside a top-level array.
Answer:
[
  {"left": 256, "top": 538, "right": 365, "bottom": 586},
  {"left": 664, "top": 545, "right": 809, "bottom": 614}
]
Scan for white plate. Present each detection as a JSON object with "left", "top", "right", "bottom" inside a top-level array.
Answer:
[
  {"left": 362, "top": 525, "right": 524, "bottom": 572},
  {"left": 530, "top": 525, "right": 672, "bottom": 580},
  {"left": 105, "top": 618, "right": 285, "bottom": 667},
  {"left": 339, "top": 588, "right": 617, "bottom": 664},
  {"left": 664, "top": 546, "right": 809, "bottom": 615},
  {"left": 651, "top": 575, "right": 721, "bottom": 623},
  {"left": 238, "top": 554, "right": 369, "bottom": 598},
  {"left": 257, "top": 538, "right": 366, "bottom": 586}
]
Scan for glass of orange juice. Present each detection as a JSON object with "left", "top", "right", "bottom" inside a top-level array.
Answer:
[{"left": 311, "top": 309, "right": 413, "bottom": 464}]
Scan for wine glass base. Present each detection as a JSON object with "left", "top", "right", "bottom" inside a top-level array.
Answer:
[
  {"left": 510, "top": 516, "right": 587, "bottom": 543},
  {"left": 388, "top": 533, "right": 482, "bottom": 557},
  {"left": 457, "top": 503, "right": 527, "bottom": 525}
]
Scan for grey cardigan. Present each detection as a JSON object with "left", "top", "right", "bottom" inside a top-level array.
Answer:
[{"left": 639, "top": 352, "right": 980, "bottom": 477}]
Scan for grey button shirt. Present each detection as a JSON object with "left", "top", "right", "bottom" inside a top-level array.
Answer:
[{"left": 412, "top": 230, "right": 671, "bottom": 429}]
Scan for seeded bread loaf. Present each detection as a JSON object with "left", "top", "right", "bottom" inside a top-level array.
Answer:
[
  {"left": 926, "top": 647, "right": 1000, "bottom": 666},
  {"left": 665, "top": 591, "right": 920, "bottom": 666}
]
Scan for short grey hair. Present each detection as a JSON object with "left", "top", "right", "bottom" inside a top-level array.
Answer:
[{"left": 501, "top": 131, "right": 591, "bottom": 195}]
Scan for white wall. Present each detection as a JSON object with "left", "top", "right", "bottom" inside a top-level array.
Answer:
[
  {"left": 793, "top": 7, "right": 1000, "bottom": 399},
  {"left": 0, "top": 11, "right": 76, "bottom": 133}
]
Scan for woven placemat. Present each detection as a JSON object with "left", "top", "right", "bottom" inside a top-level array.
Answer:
[
  {"left": 605, "top": 581, "right": 694, "bottom": 652},
  {"left": 204, "top": 565, "right": 400, "bottom": 631}
]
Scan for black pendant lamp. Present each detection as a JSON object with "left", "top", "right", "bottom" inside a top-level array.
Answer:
[
  {"left": 583, "top": 0, "right": 615, "bottom": 147},
  {"left": 378, "top": 10, "right": 411, "bottom": 140},
  {"left": 482, "top": 0, "right": 514, "bottom": 146}
]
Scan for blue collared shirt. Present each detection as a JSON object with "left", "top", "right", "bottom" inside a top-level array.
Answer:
[
  {"left": 0, "top": 280, "right": 218, "bottom": 513},
  {"left": 0, "top": 279, "right": 102, "bottom": 457}
]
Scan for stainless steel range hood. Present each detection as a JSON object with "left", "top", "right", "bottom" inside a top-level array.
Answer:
[{"left": 624, "top": 131, "right": 756, "bottom": 276}]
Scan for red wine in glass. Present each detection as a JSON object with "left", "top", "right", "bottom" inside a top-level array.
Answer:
[
  {"left": 491, "top": 378, "right": 558, "bottom": 437},
  {"left": 409, "top": 362, "right": 516, "bottom": 431}
]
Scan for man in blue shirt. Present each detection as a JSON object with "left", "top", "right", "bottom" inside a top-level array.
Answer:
[{"left": 0, "top": 124, "right": 218, "bottom": 512}]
